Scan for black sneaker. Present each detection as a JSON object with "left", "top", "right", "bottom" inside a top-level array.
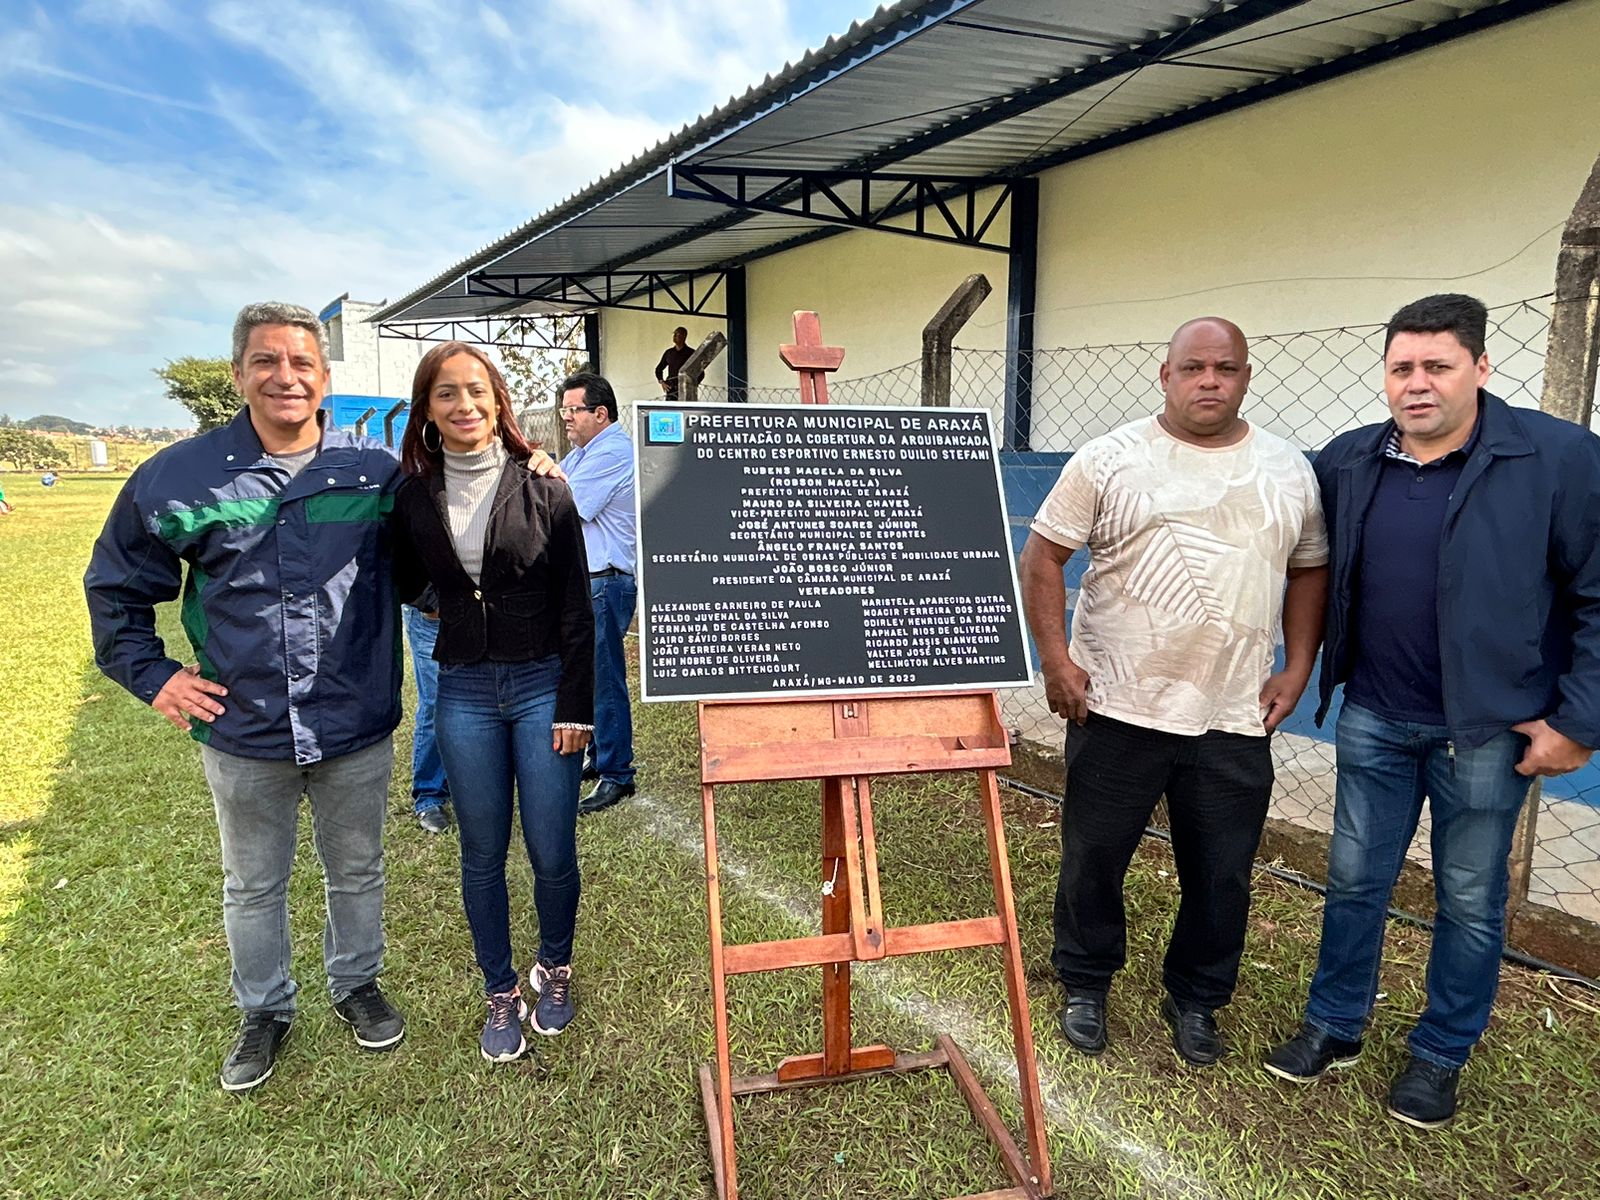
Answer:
[
  {"left": 220, "top": 1013, "right": 292, "bottom": 1093},
  {"left": 530, "top": 960, "right": 575, "bottom": 1036},
  {"left": 333, "top": 981, "right": 406, "bottom": 1050},
  {"left": 1264, "top": 1022, "right": 1364, "bottom": 1084},
  {"left": 1161, "top": 996, "right": 1223, "bottom": 1066},
  {"left": 1058, "top": 992, "right": 1107, "bottom": 1055},
  {"left": 1386, "top": 1056, "right": 1460, "bottom": 1129},
  {"left": 417, "top": 805, "right": 451, "bottom": 835}
]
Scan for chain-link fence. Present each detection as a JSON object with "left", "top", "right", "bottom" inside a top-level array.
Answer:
[
  {"left": 677, "top": 295, "right": 1599, "bottom": 950},
  {"left": 951, "top": 295, "right": 1600, "bottom": 940}
]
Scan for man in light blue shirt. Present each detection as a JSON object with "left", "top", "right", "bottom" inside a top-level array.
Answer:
[{"left": 559, "top": 372, "right": 637, "bottom": 813}]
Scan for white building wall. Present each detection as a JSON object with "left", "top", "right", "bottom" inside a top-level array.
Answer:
[
  {"left": 599, "top": 306, "right": 727, "bottom": 404},
  {"left": 326, "top": 298, "right": 428, "bottom": 399}
]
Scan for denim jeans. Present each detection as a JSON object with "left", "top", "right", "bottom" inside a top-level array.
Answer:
[
  {"left": 403, "top": 605, "right": 449, "bottom": 814},
  {"left": 434, "top": 657, "right": 583, "bottom": 994},
  {"left": 1305, "top": 702, "right": 1530, "bottom": 1068},
  {"left": 1052, "top": 713, "right": 1274, "bottom": 1011},
  {"left": 200, "top": 736, "right": 392, "bottom": 1016},
  {"left": 590, "top": 572, "right": 637, "bottom": 787}
]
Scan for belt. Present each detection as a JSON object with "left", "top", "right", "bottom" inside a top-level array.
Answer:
[{"left": 590, "top": 567, "right": 633, "bottom": 579}]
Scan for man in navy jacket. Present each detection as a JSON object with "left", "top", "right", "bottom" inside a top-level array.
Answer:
[
  {"left": 1265, "top": 294, "right": 1600, "bottom": 1128},
  {"left": 85, "top": 302, "right": 407, "bottom": 1092}
]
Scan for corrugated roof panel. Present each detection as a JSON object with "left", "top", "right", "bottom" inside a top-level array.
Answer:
[{"left": 377, "top": 0, "right": 1559, "bottom": 325}]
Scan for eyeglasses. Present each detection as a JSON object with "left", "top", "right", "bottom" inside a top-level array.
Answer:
[{"left": 559, "top": 404, "right": 596, "bottom": 415}]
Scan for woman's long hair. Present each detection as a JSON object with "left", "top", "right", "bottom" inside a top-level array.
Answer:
[{"left": 398, "top": 341, "right": 536, "bottom": 477}]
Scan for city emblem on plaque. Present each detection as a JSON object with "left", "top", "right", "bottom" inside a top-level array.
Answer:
[{"left": 648, "top": 411, "right": 685, "bottom": 443}]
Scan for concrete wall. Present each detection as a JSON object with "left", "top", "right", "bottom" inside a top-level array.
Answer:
[
  {"left": 599, "top": 305, "right": 727, "bottom": 403},
  {"left": 744, "top": 214, "right": 1010, "bottom": 390},
  {"left": 325, "top": 298, "right": 428, "bottom": 401}
]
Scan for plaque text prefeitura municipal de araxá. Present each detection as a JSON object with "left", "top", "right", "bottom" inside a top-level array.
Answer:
[{"left": 635, "top": 403, "right": 1033, "bottom": 702}]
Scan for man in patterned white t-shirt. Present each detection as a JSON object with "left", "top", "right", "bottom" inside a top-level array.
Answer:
[{"left": 1019, "top": 316, "right": 1329, "bottom": 1066}]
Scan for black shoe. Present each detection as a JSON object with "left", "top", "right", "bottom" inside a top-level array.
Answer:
[
  {"left": 1264, "top": 1022, "right": 1363, "bottom": 1084},
  {"left": 220, "top": 1013, "right": 292, "bottom": 1093},
  {"left": 332, "top": 981, "right": 406, "bottom": 1050},
  {"left": 580, "top": 763, "right": 600, "bottom": 783},
  {"left": 1161, "top": 996, "right": 1223, "bottom": 1066},
  {"left": 579, "top": 779, "right": 635, "bottom": 815},
  {"left": 1059, "top": 992, "right": 1107, "bottom": 1055},
  {"left": 1386, "top": 1056, "right": 1460, "bottom": 1129},
  {"left": 416, "top": 805, "right": 450, "bottom": 835}
]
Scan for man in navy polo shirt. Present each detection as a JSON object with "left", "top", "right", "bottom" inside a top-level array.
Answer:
[{"left": 1265, "top": 294, "right": 1600, "bottom": 1128}]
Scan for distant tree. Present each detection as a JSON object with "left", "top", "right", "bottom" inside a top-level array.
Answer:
[
  {"left": 497, "top": 316, "right": 587, "bottom": 450},
  {"left": 19, "top": 413, "right": 96, "bottom": 434},
  {"left": 498, "top": 317, "right": 587, "bottom": 406},
  {"left": 0, "top": 413, "right": 12, "bottom": 427},
  {"left": 0, "top": 428, "right": 69, "bottom": 470},
  {"left": 154, "top": 357, "right": 242, "bottom": 431}
]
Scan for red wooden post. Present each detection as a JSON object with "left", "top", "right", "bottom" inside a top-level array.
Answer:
[{"left": 779, "top": 310, "right": 845, "bottom": 405}]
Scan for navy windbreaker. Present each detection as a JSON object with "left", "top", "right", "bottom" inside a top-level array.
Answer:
[
  {"left": 1313, "top": 391, "right": 1600, "bottom": 750},
  {"left": 84, "top": 409, "right": 403, "bottom": 764}
]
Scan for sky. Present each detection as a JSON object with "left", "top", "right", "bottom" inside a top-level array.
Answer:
[{"left": 0, "top": 0, "right": 881, "bottom": 427}]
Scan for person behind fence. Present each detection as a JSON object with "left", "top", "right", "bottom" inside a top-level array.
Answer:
[
  {"left": 654, "top": 326, "right": 693, "bottom": 399},
  {"left": 558, "top": 371, "right": 638, "bottom": 816},
  {"left": 393, "top": 342, "right": 594, "bottom": 1062},
  {"left": 84, "top": 301, "right": 408, "bottom": 1094},
  {"left": 1264, "top": 293, "right": 1600, "bottom": 1129},
  {"left": 1018, "top": 316, "right": 1329, "bottom": 1067}
]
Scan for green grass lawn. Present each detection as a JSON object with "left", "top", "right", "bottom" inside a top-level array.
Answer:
[{"left": 1, "top": 477, "right": 1597, "bottom": 1199}]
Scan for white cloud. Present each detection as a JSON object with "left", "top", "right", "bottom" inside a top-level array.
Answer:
[
  {"left": 0, "top": 0, "right": 856, "bottom": 424},
  {"left": 0, "top": 358, "right": 59, "bottom": 387}
]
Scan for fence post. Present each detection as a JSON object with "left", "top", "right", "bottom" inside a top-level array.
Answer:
[
  {"left": 382, "top": 401, "right": 407, "bottom": 447},
  {"left": 1507, "top": 151, "right": 1600, "bottom": 926},
  {"left": 920, "top": 274, "right": 993, "bottom": 407},
  {"left": 679, "top": 331, "right": 729, "bottom": 404}
]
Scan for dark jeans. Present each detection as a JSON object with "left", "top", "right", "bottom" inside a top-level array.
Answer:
[
  {"left": 1052, "top": 712, "right": 1274, "bottom": 1011},
  {"left": 435, "top": 657, "right": 583, "bottom": 994},
  {"left": 403, "top": 605, "right": 449, "bottom": 814},
  {"left": 1305, "top": 702, "right": 1530, "bottom": 1068},
  {"left": 589, "top": 572, "right": 636, "bottom": 787}
]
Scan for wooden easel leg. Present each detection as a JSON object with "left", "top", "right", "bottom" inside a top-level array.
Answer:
[
  {"left": 979, "top": 769, "right": 1053, "bottom": 1196},
  {"left": 820, "top": 775, "right": 852, "bottom": 1075},
  {"left": 701, "top": 782, "right": 739, "bottom": 1200}
]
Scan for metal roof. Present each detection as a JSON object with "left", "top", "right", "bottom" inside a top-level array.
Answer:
[{"left": 376, "top": 0, "right": 1569, "bottom": 326}]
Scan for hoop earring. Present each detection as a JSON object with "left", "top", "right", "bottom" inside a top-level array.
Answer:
[{"left": 422, "top": 421, "right": 442, "bottom": 453}]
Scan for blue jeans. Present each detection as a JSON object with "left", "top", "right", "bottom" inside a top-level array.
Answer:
[
  {"left": 434, "top": 657, "right": 583, "bottom": 994},
  {"left": 403, "top": 605, "right": 449, "bottom": 814},
  {"left": 200, "top": 736, "right": 393, "bottom": 1015},
  {"left": 590, "top": 573, "right": 636, "bottom": 787},
  {"left": 1305, "top": 702, "right": 1530, "bottom": 1068}
]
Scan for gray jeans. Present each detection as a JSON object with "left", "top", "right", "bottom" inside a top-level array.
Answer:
[{"left": 200, "top": 736, "right": 392, "bottom": 1016}]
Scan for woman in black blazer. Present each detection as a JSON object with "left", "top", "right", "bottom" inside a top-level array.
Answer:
[{"left": 393, "top": 341, "right": 593, "bottom": 1062}]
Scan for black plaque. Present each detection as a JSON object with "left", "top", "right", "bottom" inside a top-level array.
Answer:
[{"left": 635, "top": 402, "right": 1032, "bottom": 701}]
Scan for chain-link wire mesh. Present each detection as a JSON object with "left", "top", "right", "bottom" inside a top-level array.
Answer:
[
  {"left": 965, "top": 294, "right": 1599, "bottom": 934},
  {"left": 699, "top": 360, "right": 925, "bottom": 408},
  {"left": 681, "top": 295, "right": 1598, "bottom": 942}
]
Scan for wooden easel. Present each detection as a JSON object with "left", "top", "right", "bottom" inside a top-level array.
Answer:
[{"left": 693, "top": 313, "right": 1052, "bottom": 1200}]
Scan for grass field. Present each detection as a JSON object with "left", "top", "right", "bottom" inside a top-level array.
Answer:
[{"left": 1, "top": 477, "right": 1597, "bottom": 1199}]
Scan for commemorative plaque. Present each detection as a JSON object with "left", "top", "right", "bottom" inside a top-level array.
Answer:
[{"left": 634, "top": 401, "right": 1032, "bottom": 701}]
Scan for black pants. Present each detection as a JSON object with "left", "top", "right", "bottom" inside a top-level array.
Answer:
[{"left": 1051, "top": 712, "right": 1273, "bottom": 1011}]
